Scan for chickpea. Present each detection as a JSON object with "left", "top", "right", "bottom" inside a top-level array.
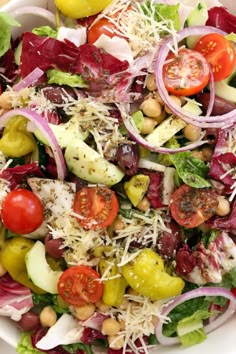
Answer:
[
  {"left": 165, "top": 95, "right": 183, "bottom": 114},
  {"left": 0, "top": 91, "right": 13, "bottom": 110},
  {"left": 118, "top": 319, "right": 126, "bottom": 331},
  {"left": 140, "top": 98, "right": 162, "bottom": 118},
  {"left": 154, "top": 91, "right": 164, "bottom": 106},
  {"left": 95, "top": 300, "right": 110, "bottom": 313},
  {"left": 145, "top": 73, "right": 157, "bottom": 91},
  {"left": 183, "top": 124, "right": 202, "bottom": 142},
  {"left": 151, "top": 109, "right": 166, "bottom": 123},
  {"left": 73, "top": 303, "right": 96, "bottom": 320},
  {"left": 201, "top": 146, "right": 213, "bottom": 162},
  {"left": 39, "top": 306, "right": 57, "bottom": 328},
  {"left": 101, "top": 318, "right": 121, "bottom": 336},
  {"left": 191, "top": 150, "right": 204, "bottom": 160},
  {"left": 216, "top": 196, "right": 231, "bottom": 217},
  {"left": 0, "top": 263, "right": 7, "bottom": 277},
  {"left": 108, "top": 335, "right": 125, "bottom": 350},
  {"left": 140, "top": 117, "right": 157, "bottom": 134},
  {"left": 113, "top": 217, "right": 126, "bottom": 232},
  {"left": 136, "top": 197, "right": 151, "bottom": 212},
  {"left": 119, "top": 297, "right": 129, "bottom": 310}
]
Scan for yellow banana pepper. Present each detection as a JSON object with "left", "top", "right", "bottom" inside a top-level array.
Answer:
[
  {"left": 121, "top": 249, "right": 185, "bottom": 300},
  {"left": 0, "top": 236, "right": 45, "bottom": 294},
  {"left": 99, "top": 258, "right": 127, "bottom": 307},
  {"left": 0, "top": 116, "right": 36, "bottom": 157}
]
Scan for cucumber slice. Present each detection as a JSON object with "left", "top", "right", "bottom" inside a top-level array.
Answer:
[
  {"left": 146, "top": 100, "right": 202, "bottom": 147},
  {"left": 185, "top": 2, "right": 208, "bottom": 48},
  {"left": 65, "top": 139, "right": 124, "bottom": 186},
  {"left": 25, "top": 240, "right": 63, "bottom": 294}
]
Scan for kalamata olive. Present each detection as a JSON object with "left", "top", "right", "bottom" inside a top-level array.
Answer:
[
  {"left": 157, "top": 220, "right": 182, "bottom": 258},
  {"left": 44, "top": 234, "right": 65, "bottom": 259},
  {"left": 197, "top": 92, "right": 236, "bottom": 115},
  {"left": 16, "top": 311, "right": 40, "bottom": 331},
  {"left": 41, "top": 84, "right": 76, "bottom": 104},
  {"left": 116, "top": 143, "right": 139, "bottom": 176}
]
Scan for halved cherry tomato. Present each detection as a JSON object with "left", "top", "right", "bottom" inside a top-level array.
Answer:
[
  {"left": 163, "top": 48, "right": 210, "bottom": 96},
  {"left": 1, "top": 189, "right": 44, "bottom": 234},
  {"left": 58, "top": 265, "right": 103, "bottom": 306},
  {"left": 73, "top": 186, "right": 119, "bottom": 230},
  {"left": 194, "top": 33, "right": 236, "bottom": 82},
  {"left": 170, "top": 184, "right": 218, "bottom": 229},
  {"left": 88, "top": 18, "right": 120, "bottom": 44}
]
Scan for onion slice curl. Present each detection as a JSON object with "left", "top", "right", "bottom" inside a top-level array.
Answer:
[
  {"left": 155, "top": 286, "right": 236, "bottom": 346},
  {"left": 14, "top": 68, "right": 45, "bottom": 92},
  {"left": 0, "top": 108, "right": 66, "bottom": 180}
]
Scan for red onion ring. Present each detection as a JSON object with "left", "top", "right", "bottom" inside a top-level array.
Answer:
[
  {"left": 120, "top": 104, "right": 208, "bottom": 153},
  {"left": 14, "top": 68, "right": 44, "bottom": 91},
  {"left": 155, "top": 26, "right": 236, "bottom": 128},
  {"left": 9, "top": 6, "right": 56, "bottom": 27},
  {"left": 0, "top": 108, "right": 66, "bottom": 180},
  {"left": 155, "top": 286, "right": 236, "bottom": 346}
]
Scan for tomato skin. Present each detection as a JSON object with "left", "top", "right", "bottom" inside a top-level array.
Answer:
[
  {"left": 58, "top": 265, "right": 103, "bottom": 306},
  {"left": 73, "top": 186, "right": 119, "bottom": 230},
  {"left": 88, "top": 18, "right": 119, "bottom": 44},
  {"left": 170, "top": 184, "right": 218, "bottom": 228},
  {"left": 1, "top": 189, "right": 44, "bottom": 234},
  {"left": 163, "top": 48, "right": 210, "bottom": 96},
  {"left": 194, "top": 33, "right": 236, "bottom": 82}
]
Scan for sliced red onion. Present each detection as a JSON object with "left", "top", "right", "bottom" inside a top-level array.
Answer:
[
  {"left": 120, "top": 105, "right": 208, "bottom": 153},
  {"left": 205, "top": 68, "right": 215, "bottom": 117},
  {"left": 14, "top": 68, "right": 44, "bottom": 91},
  {"left": 155, "top": 25, "right": 236, "bottom": 128},
  {"left": 155, "top": 286, "right": 236, "bottom": 346},
  {"left": 0, "top": 108, "right": 66, "bottom": 180}
]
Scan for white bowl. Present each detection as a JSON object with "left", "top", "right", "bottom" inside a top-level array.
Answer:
[{"left": 0, "top": 0, "right": 236, "bottom": 353}]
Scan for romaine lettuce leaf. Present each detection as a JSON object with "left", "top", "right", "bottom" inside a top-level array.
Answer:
[
  {"left": 32, "top": 26, "right": 57, "bottom": 38},
  {"left": 0, "top": 12, "right": 20, "bottom": 57},
  {"left": 46, "top": 69, "right": 88, "bottom": 87},
  {"left": 17, "top": 332, "right": 43, "bottom": 354}
]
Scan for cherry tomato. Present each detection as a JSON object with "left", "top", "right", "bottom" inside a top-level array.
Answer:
[
  {"left": 73, "top": 186, "right": 119, "bottom": 230},
  {"left": 169, "top": 184, "right": 218, "bottom": 228},
  {"left": 58, "top": 265, "right": 103, "bottom": 306},
  {"left": 194, "top": 33, "right": 236, "bottom": 82},
  {"left": 1, "top": 189, "right": 44, "bottom": 234},
  {"left": 88, "top": 18, "right": 120, "bottom": 44},
  {"left": 163, "top": 48, "right": 210, "bottom": 96}
]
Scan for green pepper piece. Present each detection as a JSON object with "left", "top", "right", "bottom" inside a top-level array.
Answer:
[
  {"left": 121, "top": 249, "right": 185, "bottom": 300},
  {"left": 0, "top": 116, "right": 36, "bottom": 157},
  {"left": 99, "top": 258, "right": 127, "bottom": 307}
]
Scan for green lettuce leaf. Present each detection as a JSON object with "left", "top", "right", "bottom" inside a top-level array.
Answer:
[
  {"left": 46, "top": 69, "right": 88, "bottom": 88},
  {"left": 177, "top": 309, "right": 214, "bottom": 347},
  {"left": 170, "top": 151, "right": 211, "bottom": 188},
  {"left": 32, "top": 26, "right": 57, "bottom": 38},
  {"left": 0, "top": 12, "right": 20, "bottom": 57},
  {"left": 142, "top": 1, "right": 181, "bottom": 31},
  {"left": 17, "top": 332, "right": 43, "bottom": 354},
  {"left": 62, "top": 342, "right": 93, "bottom": 354}
]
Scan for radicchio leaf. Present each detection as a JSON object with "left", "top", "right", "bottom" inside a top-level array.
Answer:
[{"left": 206, "top": 6, "right": 236, "bottom": 33}]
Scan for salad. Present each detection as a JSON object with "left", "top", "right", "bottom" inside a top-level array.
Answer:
[{"left": 1, "top": 0, "right": 236, "bottom": 353}]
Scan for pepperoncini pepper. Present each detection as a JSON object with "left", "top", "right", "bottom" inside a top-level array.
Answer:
[
  {"left": 99, "top": 258, "right": 127, "bottom": 307},
  {"left": 0, "top": 116, "right": 36, "bottom": 157},
  {"left": 121, "top": 249, "right": 185, "bottom": 300},
  {"left": 0, "top": 236, "right": 45, "bottom": 294}
]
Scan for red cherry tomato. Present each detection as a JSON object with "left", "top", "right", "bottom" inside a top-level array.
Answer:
[
  {"left": 163, "top": 48, "right": 210, "bottom": 96},
  {"left": 170, "top": 184, "right": 218, "bottom": 228},
  {"left": 58, "top": 265, "right": 103, "bottom": 306},
  {"left": 88, "top": 17, "right": 120, "bottom": 44},
  {"left": 73, "top": 186, "right": 119, "bottom": 230},
  {"left": 1, "top": 189, "right": 44, "bottom": 234},
  {"left": 194, "top": 33, "right": 236, "bottom": 82}
]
